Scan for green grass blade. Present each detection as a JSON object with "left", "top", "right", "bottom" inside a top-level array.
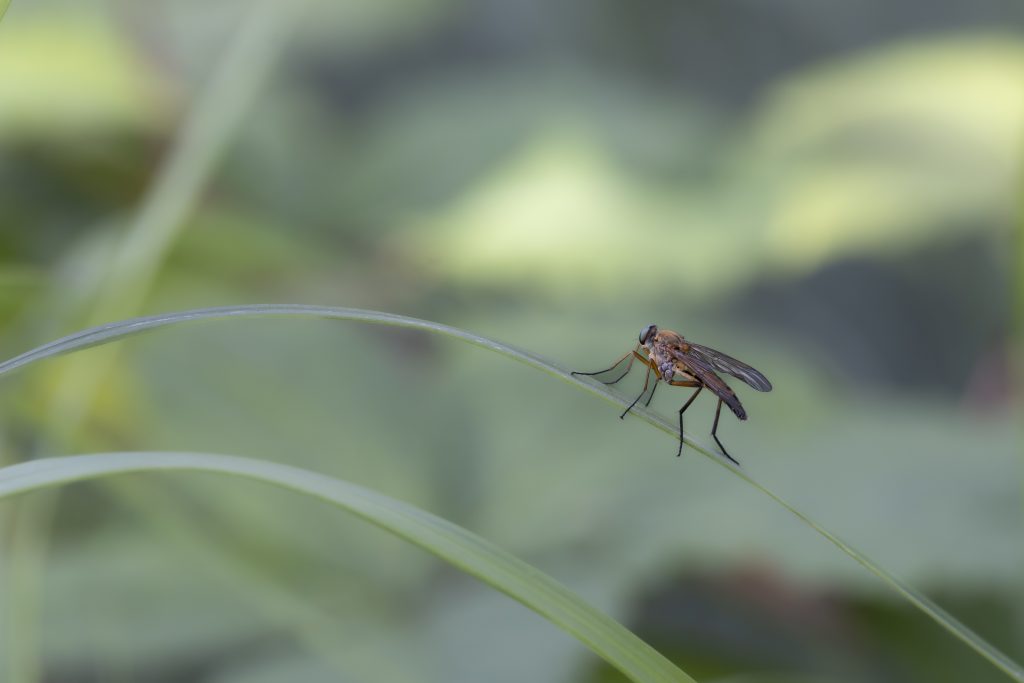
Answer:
[
  {"left": 1, "top": 304, "right": 1022, "bottom": 682},
  {"left": 6, "top": 8, "right": 304, "bottom": 681},
  {"left": 0, "top": 452, "right": 696, "bottom": 683}
]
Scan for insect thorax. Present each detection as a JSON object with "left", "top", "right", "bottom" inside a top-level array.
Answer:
[
  {"left": 645, "top": 345, "right": 677, "bottom": 381},
  {"left": 657, "top": 360, "right": 676, "bottom": 381}
]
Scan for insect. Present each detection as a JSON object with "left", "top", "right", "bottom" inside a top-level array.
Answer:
[{"left": 572, "top": 324, "right": 772, "bottom": 464}]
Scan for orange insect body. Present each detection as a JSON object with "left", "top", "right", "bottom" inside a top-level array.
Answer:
[
  {"left": 572, "top": 324, "right": 772, "bottom": 465},
  {"left": 642, "top": 328, "right": 746, "bottom": 421}
]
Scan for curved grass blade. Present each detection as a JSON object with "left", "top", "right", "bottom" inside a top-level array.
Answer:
[
  {"left": 0, "top": 452, "right": 695, "bottom": 683},
  {"left": 1, "top": 304, "right": 1022, "bottom": 682},
  {"left": 6, "top": 7, "right": 306, "bottom": 679}
]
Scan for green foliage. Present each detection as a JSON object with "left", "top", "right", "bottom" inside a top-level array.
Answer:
[
  {"left": 1, "top": 2, "right": 1021, "bottom": 682},
  {"left": 0, "top": 13, "right": 161, "bottom": 139},
  {"left": 0, "top": 452, "right": 695, "bottom": 683},
  {"left": 2, "top": 305, "right": 1021, "bottom": 681}
]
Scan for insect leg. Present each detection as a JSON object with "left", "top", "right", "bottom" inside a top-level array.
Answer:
[
  {"left": 643, "top": 378, "right": 658, "bottom": 407},
  {"left": 620, "top": 362, "right": 654, "bottom": 419},
  {"left": 675, "top": 385, "right": 703, "bottom": 457},
  {"left": 711, "top": 398, "right": 740, "bottom": 465},
  {"left": 639, "top": 355, "right": 666, "bottom": 407},
  {"left": 571, "top": 345, "right": 639, "bottom": 385}
]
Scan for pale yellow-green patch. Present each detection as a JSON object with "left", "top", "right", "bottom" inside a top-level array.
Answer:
[
  {"left": 0, "top": 14, "right": 170, "bottom": 139},
  {"left": 398, "top": 130, "right": 747, "bottom": 299},
  {"left": 753, "top": 34, "right": 1024, "bottom": 270}
]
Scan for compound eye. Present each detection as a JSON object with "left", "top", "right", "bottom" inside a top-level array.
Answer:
[{"left": 639, "top": 324, "right": 657, "bottom": 344}]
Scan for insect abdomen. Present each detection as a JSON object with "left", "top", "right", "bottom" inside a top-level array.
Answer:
[{"left": 725, "top": 394, "right": 747, "bottom": 420}]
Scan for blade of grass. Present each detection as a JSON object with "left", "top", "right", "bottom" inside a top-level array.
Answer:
[
  {"left": 0, "top": 303, "right": 1021, "bottom": 681},
  {"left": 108, "top": 476, "right": 420, "bottom": 683},
  {"left": 0, "top": 452, "right": 696, "bottom": 683},
  {"left": 4, "top": 4, "right": 304, "bottom": 681},
  {"left": 48, "top": 0, "right": 302, "bottom": 438}
]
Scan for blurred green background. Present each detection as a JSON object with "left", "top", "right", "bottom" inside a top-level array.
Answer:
[{"left": 0, "top": 0, "right": 1022, "bottom": 681}]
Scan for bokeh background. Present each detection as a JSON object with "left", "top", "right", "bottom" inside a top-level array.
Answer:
[{"left": 1, "top": 0, "right": 1022, "bottom": 681}]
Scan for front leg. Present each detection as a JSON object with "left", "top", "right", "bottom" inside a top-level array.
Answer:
[
  {"left": 620, "top": 361, "right": 655, "bottom": 418},
  {"left": 571, "top": 345, "right": 642, "bottom": 385}
]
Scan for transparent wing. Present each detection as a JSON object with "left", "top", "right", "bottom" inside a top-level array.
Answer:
[
  {"left": 686, "top": 342, "right": 772, "bottom": 392},
  {"left": 668, "top": 348, "right": 746, "bottom": 420}
]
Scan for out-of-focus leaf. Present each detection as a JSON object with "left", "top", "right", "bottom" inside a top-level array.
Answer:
[
  {"left": 0, "top": 14, "right": 169, "bottom": 138},
  {"left": 398, "top": 131, "right": 746, "bottom": 300},
  {"left": 210, "top": 653, "right": 362, "bottom": 683},
  {"left": 42, "top": 480, "right": 424, "bottom": 683},
  {"left": 756, "top": 35, "right": 1024, "bottom": 161},
  {"left": 415, "top": 576, "right": 608, "bottom": 683},
  {"left": 165, "top": 206, "right": 332, "bottom": 281},
  {"left": 297, "top": 0, "right": 457, "bottom": 59},
  {"left": 388, "top": 37, "right": 1024, "bottom": 299},
  {"left": 0, "top": 265, "right": 44, "bottom": 324},
  {"left": 750, "top": 34, "right": 1024, "bottom": 271},
  {"left": 42, "top": 531, "right": 271, "bottom": 665}
]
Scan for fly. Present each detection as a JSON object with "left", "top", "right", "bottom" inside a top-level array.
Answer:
[{"left": 572, "top": 324, "right": 772, "bottom": 465}]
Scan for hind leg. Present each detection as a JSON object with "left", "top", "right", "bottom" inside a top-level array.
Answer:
[{"left": 711, "top": 399, "right": 739, "bottom": 465}]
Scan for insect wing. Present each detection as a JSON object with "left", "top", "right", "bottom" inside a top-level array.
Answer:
[
  {"left": 669, "top": 347, "right": 747, "bottom": 419},
  {"left": 686, "top": 342, "right": 772, "bottom": 392}
]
